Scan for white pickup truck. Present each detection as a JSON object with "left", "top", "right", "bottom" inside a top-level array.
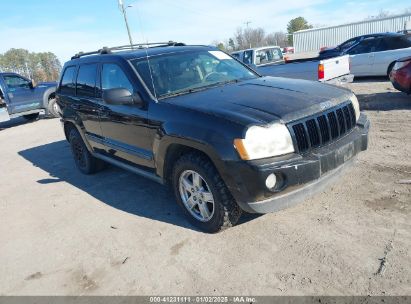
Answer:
[{"left": 232, "top": 46, "right": 353, "bottom": 84}]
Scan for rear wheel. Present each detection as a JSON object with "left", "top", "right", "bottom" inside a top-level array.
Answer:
[
  {"left": 172, "top": 153, "right": 242, "bottom": 233},
  {"left": 23, "top": 113, "right": 40, "bottom": 120},
  {"left": 47, "top": 97, "right": 59, "bottom": 118},
  {"left": 69, "top": 128, "right": 105, "bottom": 174}
]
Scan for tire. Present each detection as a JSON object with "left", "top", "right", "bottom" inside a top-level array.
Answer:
[
  {"left": 47, "top": 97, "right": 59, "bottom": 118},
  {"left": 69, "top": 128, "right": 105, "bottom": 174},
  {"left": 172, "top": 153, "right": 242, "bottom": 233},
  {"left": 23, "top": 113, "right": 40, "bottom": 120}
]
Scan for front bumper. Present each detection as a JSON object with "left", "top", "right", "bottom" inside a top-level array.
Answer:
[{"left": 223, "top": 113, "right": 370, "bottom": 213}]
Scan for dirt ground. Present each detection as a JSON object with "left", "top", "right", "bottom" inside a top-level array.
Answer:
[{"left": 0, "top": 78, "right": 410, "bottom": 296}]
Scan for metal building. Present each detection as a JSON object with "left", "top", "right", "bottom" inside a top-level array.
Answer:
[{"left": 293, "top": 13, "right": 411, "bottom": 53}]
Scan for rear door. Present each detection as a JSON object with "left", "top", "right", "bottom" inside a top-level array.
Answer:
[
  {"left": 73, "top": 63, "right": 104, "bottom": 150},
  {"left": 372, "top": 36, "right": 411, "bottom": 75},
  {"left": 2, "top": 74, "right": 42, "bottom": 114},
  {"left": 347, "top": 37, "right": 382, "bottom": 76},
  {"left": 98, "top": 62, "right": 153, "bottom": 168}
]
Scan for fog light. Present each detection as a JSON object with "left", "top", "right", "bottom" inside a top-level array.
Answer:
[{"left": 265, "top": 173, "right": 277, "bottom": 189}]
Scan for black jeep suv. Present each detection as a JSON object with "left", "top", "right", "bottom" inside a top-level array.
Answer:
[{"left": 56, "top": 42, "right": 369, "bottom": 233}]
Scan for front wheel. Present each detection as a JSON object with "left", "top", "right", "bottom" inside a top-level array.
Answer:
[{"left": 172, "top": 153, "right": 242, "bottom": 233}]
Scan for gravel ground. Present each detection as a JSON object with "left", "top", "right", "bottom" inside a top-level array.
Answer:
[{"left": 0, "top": 79, "right": 410, "bottom": 296}]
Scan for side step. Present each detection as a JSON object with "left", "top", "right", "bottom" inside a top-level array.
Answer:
[{"left": 93, "top": 153, "right": 164, "bottom": 185}]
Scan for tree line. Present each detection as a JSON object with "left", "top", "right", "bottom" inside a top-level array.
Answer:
[
  {"left": 213, "top": 17, "right": 312, "bottom": 51},
  {"left": 0, "top": 48, "right": 61, "bottom": 82}
]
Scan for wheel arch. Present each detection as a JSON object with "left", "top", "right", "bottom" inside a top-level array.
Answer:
[
  {"left": 158, "top": 139, "right": 227, "bottom": 185},
  {"left": 387, "top": 61, "right": 396, "bottom": 76},
  {"left": 42, "top": 87, "right": 57, "bottom": 109}
]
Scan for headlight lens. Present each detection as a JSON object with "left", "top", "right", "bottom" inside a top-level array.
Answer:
[
  {"left": 234, "top": 123, "right": 294, "bottom": 160},
  {"left": 350, "top": 94, "right": 360, "bottom": 122},
  {"left": 393, "top": 60, "right": 410, "bottom": 71}
]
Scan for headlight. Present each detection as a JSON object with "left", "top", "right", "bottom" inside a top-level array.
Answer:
[
  {"left": 350, "top": 94, "right": 360, "bottom": 122},
  {"left": 234, "top": 123, "right": 294, "bottom": 160},
  {"left": 393, "top": 60, "right": 410, "bottom": 71}
]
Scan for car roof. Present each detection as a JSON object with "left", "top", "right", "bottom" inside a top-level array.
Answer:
[
  {"left": 64, "top": 44, "right": 217, "bottom": 66},
  {"left": 351, "top": 32, "right": 404, "bottom": 40}
]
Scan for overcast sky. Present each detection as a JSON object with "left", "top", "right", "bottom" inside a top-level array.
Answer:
[{"left": 1, "top": 0, "right": 410, "bottom": 63}]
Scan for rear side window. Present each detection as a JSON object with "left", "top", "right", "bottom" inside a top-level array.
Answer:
[
  {"left": 101, "top": 63, "right": 134, "bottom": 93},
  {"left": 60, "top": 66, "right": 76, "bottom": 95},
  {"left": 384, "top": 37, "right": 411, "bottom": 50},
  {"left": 76, "top": 64, "right": 98, "bottom": 97}
]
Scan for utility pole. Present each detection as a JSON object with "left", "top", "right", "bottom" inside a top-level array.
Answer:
[
  {"left": 118, "top": 0, "right": 134, "bottom": 48},
  {"left": 244, "top": 21, "right": 252, "bottom": 48}
]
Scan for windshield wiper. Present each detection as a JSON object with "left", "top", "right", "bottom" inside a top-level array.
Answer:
[{"left": 159, "top": 79, "right": 241, "bottom": 99}]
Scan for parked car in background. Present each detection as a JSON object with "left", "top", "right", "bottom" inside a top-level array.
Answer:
[
  {"left": 232, "top": 46, "right": 284, "bottom": 66},
  {"left": 283, "top": 47, "right": 294, "bottom": 54},
  {"left": 0, "top": 72, "right": 58, "bottom": 123},
  {"left": 319, "top": 33, "right": 387, "bottom": 59},
  {"left": 57, "top": 42, "right": 369, "bottom": 232},
  {"left": 233, "top": 46, "right": 353, "bottom": 84},
  {"left": 390, "top": 56, "right": 411, "bottom": 94},
  {"left": 319, "top": 33, "right": 411, "bottom": 77}
]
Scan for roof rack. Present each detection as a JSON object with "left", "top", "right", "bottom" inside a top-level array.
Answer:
[{"left": 71, "top": 41, "right": 185, "bottom": 59}]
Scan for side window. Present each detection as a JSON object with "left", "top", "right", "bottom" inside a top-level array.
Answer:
[
  {"left": 76, "top": 64, "right": 98, "bottom": 97},
  {"left": 59, "top": 66, "right": 76, "bottom": 95},
  {"left": 348, "top": 38, "right": 379, "bottom": 55},
  {"left": 243, "top": 51, "right": 253, "bottom": 64},
  {"left": 101, "top": 63, "right": 134, "bottom": 93},
  {"left": 385, "top": 37, "right": 411, "bottom": 50},
  {"left": 3, "top": 75, "right": 30, "bottom": 90}
]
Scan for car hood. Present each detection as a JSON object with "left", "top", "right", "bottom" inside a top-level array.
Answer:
[{"left": 164, "top": 76, "right": 353, "bottom": 126}]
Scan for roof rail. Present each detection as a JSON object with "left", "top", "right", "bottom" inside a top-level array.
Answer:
[{"left": 71, "top": 41, "right": 185, "bottom": 59}]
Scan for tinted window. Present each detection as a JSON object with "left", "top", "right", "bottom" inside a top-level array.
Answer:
[
  {"left": 384, "top": 37, "right": 411, "bottom": 50},
  {"left": 4, "top": 75, "right": 30, "bottom": 89},
  {"left": 60, "top": 66, "right": 76, "bottom": 95},
  {"left": 101, "top": 63, "right": 134, "bottom": 93},
  {"left": 231, "top": 53, "right": 240, "bottom": 59},
  {"left": 348, "top": 38, "right": 381, "bottom": 55},
  {"left": 76, "top": 64, "right": 97, "bottom": 97}
]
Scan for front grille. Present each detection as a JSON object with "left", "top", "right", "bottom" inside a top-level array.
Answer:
[{"left": 289, "top": 102, "right": 356, "bottom": 154}]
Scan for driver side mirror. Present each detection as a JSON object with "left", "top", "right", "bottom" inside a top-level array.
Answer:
[
  {"left": 102, "top": 88, "right": 143, "bottom": 107},
  {"left": 29, "top": 79, "right": 36, "bottom": 89}
]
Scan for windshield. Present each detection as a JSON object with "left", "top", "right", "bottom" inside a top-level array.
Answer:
[
  {"left": 338, "top": 38, "right": 359, "bottom": 51},
  {"left": 255, "top": 48, "right": 283, "bottom": 65},
  {"left": 131, "top": 50, "right": 258, "bottom": 99}
]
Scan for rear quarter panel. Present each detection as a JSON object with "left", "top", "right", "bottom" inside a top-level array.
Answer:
[{"left": 374, "top": 47, "right": 411, "bottom": 76}]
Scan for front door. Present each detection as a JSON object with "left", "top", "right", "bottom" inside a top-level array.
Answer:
[
  {"left": 2, "top": 74, "right": 42, "bottom": 114},
  {"left": 347, "top": 37, "right": 382, "bottom": 76},
  {"left": 98, "top": 62, "right": 154, "bottom": 168}
]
